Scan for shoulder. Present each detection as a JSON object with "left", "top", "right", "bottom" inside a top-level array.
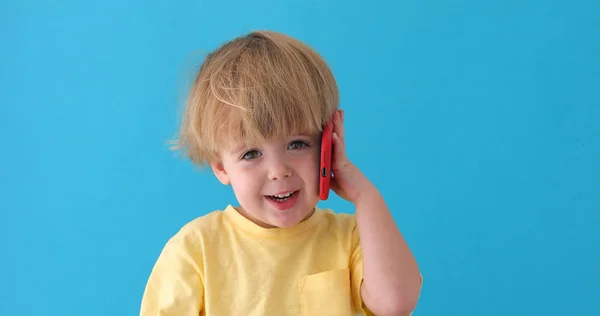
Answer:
[
  {"left": 164, "top": 208, "right": 227, "bottom": 249},
  {"left": 318, "top": 208, "right": 357, "bottom": 229},
  {"left": 180, "top": 209, "right": 226, "bottom": 234}
]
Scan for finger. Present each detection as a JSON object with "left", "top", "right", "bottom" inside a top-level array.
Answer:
[
  {"left": 333, "top": 111, "right": 345, "bottom": 142},
  {"left": 332, "top": 132, "right": 348, "bottom": 170},
  {"left": 330, "top": 176, "right": 341, "bottom": 192}
]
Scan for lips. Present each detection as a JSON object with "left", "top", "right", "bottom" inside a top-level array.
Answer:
[{"left": 264, "top": 190, "right": 300, "bottom": 211}]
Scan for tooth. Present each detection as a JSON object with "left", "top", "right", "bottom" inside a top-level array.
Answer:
[{"left": 274, "top": 192, "right": 292, "bottom": 198}]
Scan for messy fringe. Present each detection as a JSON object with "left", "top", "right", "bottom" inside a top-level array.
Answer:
[{"left": 170, "top": 30, "right": 339, "bottom": 166}]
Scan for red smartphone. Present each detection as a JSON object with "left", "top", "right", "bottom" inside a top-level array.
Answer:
[{"left": 319, "top": 121, "right": 334, "bottom": 200}]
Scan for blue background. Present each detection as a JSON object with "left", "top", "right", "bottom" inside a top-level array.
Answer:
[{"left": 1, "top": 0, "right": 598, "bottom": 315}]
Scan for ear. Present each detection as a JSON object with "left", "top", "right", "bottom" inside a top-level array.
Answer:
[{"left": 210, "top": 161, "right": 231, "bottom": 185}]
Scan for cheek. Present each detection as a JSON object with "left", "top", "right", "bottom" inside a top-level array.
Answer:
[
  {"left": 229, "top": 166, "right": 262, "bottom": 195},
  {"left": 297, "top": 154, "right": 320, "bottom": 184}
]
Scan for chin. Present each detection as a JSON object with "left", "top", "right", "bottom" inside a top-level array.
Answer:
[{"left": 287, "top": 208, "right": 316, "bottom": 227}]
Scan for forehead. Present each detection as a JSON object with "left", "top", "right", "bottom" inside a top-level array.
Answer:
[{"left": 214, "top": 105, "right": 319, "bottom": 142}]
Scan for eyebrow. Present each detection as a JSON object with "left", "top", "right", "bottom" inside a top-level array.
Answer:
[{"left": 229, "top": 144, "right": 247, "bottom": 155}]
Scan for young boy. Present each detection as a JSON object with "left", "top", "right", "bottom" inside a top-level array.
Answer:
[{"left": 140, "top": 30, "right": 422, "bottom": 316}]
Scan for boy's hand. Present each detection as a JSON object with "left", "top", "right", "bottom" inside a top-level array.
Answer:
[
  {"left": 330, "top": 110, "right": 373, "bottom": 203},
  {"left": 331, "top": 111, "right": 422, "bottom": 315}
]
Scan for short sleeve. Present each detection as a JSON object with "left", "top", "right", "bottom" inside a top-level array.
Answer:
[
  {"left": 139, "top": 235, "right": 204, "bottom": 316},
  {"left": 349, "top": 223, "right": 376, "bottom": 316}
]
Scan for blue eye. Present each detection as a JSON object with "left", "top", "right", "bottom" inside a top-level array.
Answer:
[
  {"left": 242, "top": 150, "right": 261, "bottom": 160},
  {"left": 288, "top": 140, "right": 308, "bottom": 150}
]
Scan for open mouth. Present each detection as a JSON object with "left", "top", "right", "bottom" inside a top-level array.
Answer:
[{"left": 266, "top": 191, "right": 298, "bottom": 202}]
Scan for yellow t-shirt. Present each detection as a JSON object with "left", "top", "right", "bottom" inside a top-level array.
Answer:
[{"left": 140, "top": 205, "right": 374, "bottom": 315}]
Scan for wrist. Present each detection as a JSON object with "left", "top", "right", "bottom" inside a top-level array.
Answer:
[{"left": 350, "top": 168, "right": 379, "bottom": 206}]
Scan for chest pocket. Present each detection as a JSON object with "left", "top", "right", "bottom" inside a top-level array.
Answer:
[{"left": 300, "top": 268, "right": 354, "bottom": 316}]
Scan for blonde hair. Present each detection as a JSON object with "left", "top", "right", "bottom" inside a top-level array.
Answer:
[{"left": 171, "top": 30, "right": 339, "bottom": 166}]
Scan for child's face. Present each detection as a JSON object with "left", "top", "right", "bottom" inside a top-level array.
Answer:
[{"left": 211, "top": 133, "right": 321, "bottom": 228}]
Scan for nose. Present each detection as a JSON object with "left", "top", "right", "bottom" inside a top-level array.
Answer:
[{"left": 268, "top": 155, "right": 293, "bottom": 180}]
